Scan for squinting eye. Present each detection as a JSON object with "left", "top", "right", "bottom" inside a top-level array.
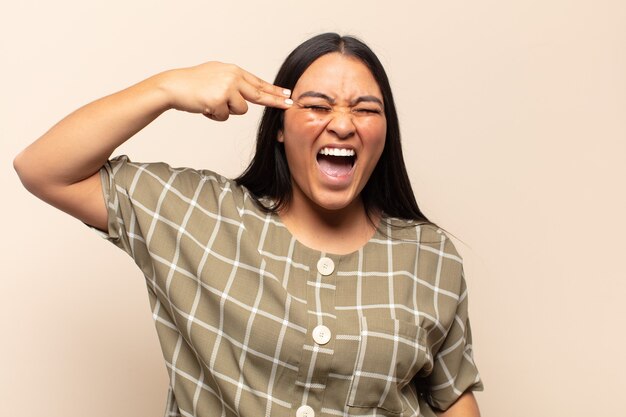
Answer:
[
  {"left": 354, "top": 108, "right": 382, "bottom": 114},
  {"left": 303, "top": 105, "right": 332, "bottom": 112}
]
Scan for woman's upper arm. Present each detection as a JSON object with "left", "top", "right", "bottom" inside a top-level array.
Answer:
[
  {"left": 436, "top": 391, "right": 481, "bottom": 417},
  {"left": 15, "top": 161, "right": 109, "bottom": 232},
  {"left": 62, "top": 171, "right": 109, "bottom": 232}
]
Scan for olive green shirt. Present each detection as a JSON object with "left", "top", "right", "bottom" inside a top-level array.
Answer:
[{"left": 93, "top": 155, "right": 482, "bottom": 417}]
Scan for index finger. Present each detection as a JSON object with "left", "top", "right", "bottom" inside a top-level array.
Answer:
[{"left": 240, "top": 70, "right": 293, "bottom": 109}]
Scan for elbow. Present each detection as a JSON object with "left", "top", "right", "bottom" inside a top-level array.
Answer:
[
  {"left": 14, "top": 149, "right": 43, "bottom": 196},
  {"left": 13, "top": 150, "right": 30, "bottom": 187}
]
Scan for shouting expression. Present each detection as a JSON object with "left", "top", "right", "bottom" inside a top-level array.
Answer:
[{"left": 279, "top": 53, "right": 387, "bottom": 214}]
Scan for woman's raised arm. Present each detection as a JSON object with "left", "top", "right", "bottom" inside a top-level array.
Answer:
[
  {"left": 13, "top": 62, "right": 292, "bottom": 231},
  {"left": 437, "top": 391, "right": 481, "bottom": 417}
]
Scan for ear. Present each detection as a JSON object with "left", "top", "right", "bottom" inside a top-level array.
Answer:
[{"left": 277, "top": 130, "right": 284, "bottom": 143}]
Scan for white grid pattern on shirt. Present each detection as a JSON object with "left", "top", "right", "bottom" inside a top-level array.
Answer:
[{"left": 95, "top": 156, "right": 482, "bottom": 417}]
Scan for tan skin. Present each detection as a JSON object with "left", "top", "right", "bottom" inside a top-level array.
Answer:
[
  {"left": 14, "top": 58, "right": 479, "bottom": 416},
  {"left": 279, "top": 53, "right": 387, "bottom": 254}
]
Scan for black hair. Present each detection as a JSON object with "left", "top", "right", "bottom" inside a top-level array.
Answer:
[{"left": 236, "top": 32, "right": 432, "bottom": 225}]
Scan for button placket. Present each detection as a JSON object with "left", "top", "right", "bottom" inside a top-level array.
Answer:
[{"left": 292, "top": 254, "right": 339, "bottom": 414}]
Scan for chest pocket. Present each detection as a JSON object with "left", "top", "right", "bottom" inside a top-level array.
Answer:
[{"left": 347, "top": 316, "right": 429, "bottom": 415}]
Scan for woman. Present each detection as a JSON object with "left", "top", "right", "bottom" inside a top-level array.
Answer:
[{"left": 14, "top": 33, "right": 482, "bottom": 417}]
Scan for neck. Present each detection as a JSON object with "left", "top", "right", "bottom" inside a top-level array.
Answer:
[{"left": 279, "top": 195, "right": 380, "bottom": 255}]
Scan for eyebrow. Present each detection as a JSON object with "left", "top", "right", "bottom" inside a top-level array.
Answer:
[
  {"left": 296, "top": 91, "right": 384, "bottom": 107},
  {"left": 351, "top": 95, "right": 384, "bottom": 107},
  {"left": 296, "top": 91, "right": 335, "bottom": 104}
]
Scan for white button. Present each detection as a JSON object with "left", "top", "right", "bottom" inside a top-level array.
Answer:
[
  {"left": 312, "top": 325, "right": 332, "bottom": 345},
  {"left": 296, "top": 405, "right": 315, "bottom": 417},
  {"left": 316, "top": 257, "right": 334, "bottom": 275}
]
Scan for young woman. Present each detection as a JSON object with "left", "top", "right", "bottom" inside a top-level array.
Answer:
[{"left": 14, "top": 33, "right": 482, "bottom": 417}]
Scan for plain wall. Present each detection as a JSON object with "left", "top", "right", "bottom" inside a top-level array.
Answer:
[{"left": 2, "top": 1, "right": 625, "bottom": 416}]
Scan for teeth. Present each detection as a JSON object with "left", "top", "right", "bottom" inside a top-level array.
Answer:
[{"left": 318, "top": 148, "right": 355, "bottom": 157}]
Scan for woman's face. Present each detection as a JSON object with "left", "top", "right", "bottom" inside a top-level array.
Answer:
[{"left": 279, "top": 53, "right": 387, "bottom": 213}]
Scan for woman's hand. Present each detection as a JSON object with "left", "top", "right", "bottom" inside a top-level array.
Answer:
[{"left": 157, "top": 62, "right": 292, "bottom": 121}]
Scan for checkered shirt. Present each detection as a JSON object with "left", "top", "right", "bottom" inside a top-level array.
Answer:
[{"left": 93, "top": 155, "right": 483, "bottom": 417}]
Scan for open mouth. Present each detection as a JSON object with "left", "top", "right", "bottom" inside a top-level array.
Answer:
[{"left": 317, "top": 147, "right": 356, "bottom": 177}]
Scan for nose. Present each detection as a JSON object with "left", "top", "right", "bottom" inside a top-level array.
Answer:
[{"left": 326, "top": 110, "right": 356, "bottom": 140}]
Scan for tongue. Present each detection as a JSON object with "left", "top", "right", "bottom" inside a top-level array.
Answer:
[{"left": 318, "top": 155, "right": 353, "bottom": 177}]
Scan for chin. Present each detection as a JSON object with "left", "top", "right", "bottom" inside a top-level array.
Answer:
[
  {"left": 311, "top": 192, "right": 359, "bottom": 213},
  {"left": 317, "top": 202, "right": 349, "bottom": 212}
]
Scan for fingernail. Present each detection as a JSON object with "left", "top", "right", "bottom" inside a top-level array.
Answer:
[
  {"left": 285, "top": 98, "right": 293, "bottom": 105},
  {"left": 283, "top": 89, "right": 291, "bottom": 97}
]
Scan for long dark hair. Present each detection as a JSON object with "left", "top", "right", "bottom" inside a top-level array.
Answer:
[{"left": 236, "top": 33, "right": 432, "bottom": 225}]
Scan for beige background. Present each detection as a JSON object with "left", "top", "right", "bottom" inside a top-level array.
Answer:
[{"left": 2, "top": 1, "right": 625, "bottom": 416}]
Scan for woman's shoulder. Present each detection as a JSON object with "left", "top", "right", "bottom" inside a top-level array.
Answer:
[
  {"left": 107, "top": 155, "right": 238, "bottom": 188},
  {"left": 381, "top": 216, "right": 462, "bottom": 260},
  {"left": 107, "top": 154, "right": 224, "bottom": 180},
  {"left": 104, "top": 155, "right": 255, "bottom": 207}
]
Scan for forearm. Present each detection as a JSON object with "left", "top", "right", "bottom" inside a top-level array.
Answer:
[
  {"left": 14, "top": 73, "right": 171, "bottom": 191},
  {"left": 436, "top": 392, "right": 480, "bottom": 417}
]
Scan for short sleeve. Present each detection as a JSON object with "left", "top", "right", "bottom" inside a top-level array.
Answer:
[
  {"left": 87, "top": 155, "right": 243, "bottom": 269},
  {"left": 421, "top": 268, "right": 484, "bottom": 411},
  {"left": 90, "top": 155, "right": 135, "bottom": 253}
]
